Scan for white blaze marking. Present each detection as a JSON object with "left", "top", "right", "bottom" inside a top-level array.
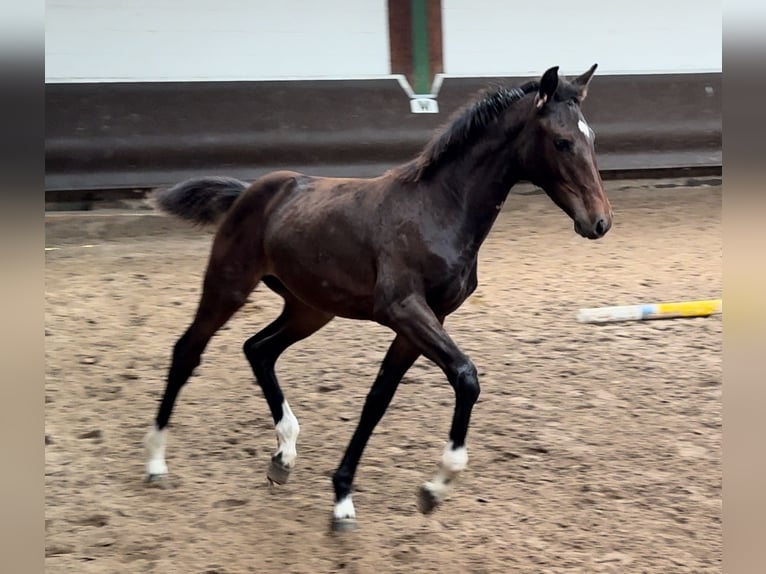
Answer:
[
  {"left": 274, "top": 400, "right": 299, "bottom": 467},
  {"left": 333, "top": 495, "right": 356, "bottom": 520},
  {"left": 144, "top": 424, "right": 168, "bottom": 476},
  {"left": 578, "top": 119, "right": 592, "bottom": 140}
]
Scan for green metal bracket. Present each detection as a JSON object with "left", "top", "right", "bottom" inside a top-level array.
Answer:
[{"left": 410, "top": 0, "right": 431, "bottom": 94}]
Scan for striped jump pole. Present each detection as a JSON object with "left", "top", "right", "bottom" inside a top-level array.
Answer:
[{"left": 577, "top": 299, "right": 722, "bottom": 324}]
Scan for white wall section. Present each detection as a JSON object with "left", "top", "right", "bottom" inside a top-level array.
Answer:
[
  {"left": 442, "top": 0, "right": 721, "bottom": 76},
  {"left": 45, "top": 0, "right": 391, "bottom": 82},
  {"left": 46, "top": 0, "right": 721, "bottom": 83}
]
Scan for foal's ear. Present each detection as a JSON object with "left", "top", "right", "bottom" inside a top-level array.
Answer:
[
  {"left": 535, "top": 66, "right": 559, "bottom": 110},
  {"left": 571, "top": 63, "right": 598, "bottom": 101}
]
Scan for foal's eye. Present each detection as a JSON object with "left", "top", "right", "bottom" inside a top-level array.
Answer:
[{"left": 554, "top": 138, "right": 573, "bottom": 152}]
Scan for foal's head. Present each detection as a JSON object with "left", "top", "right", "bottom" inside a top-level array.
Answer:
[{"left": 516, "top": 64, "right": 613, "bottom": 239}]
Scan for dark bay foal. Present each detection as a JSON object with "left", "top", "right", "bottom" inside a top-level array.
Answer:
[{"left": 144, "top": 64, "right": 613, "bottom": 531}]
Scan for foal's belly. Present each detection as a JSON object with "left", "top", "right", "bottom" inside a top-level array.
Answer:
[
  {"left": 264, "top": 230, "right": 379, "bottom": 320},
  {"left": 272, "top": 266, "right": 377, "bottom": 320}
]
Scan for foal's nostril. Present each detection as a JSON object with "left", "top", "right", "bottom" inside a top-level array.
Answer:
[{"left": 594, "top": 216, "right": 608, "bottom": 236}]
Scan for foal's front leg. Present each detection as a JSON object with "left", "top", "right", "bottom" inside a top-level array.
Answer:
[
  {"left": 380, "top": 295, "right": 481, "bottom": 514},
  {"left": 330, "top": 335, "right": 420, "bottom": 531}
]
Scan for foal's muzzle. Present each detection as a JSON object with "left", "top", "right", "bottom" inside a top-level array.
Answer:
[{"left": 574, "top": 213, "right": 612, "bottom": 240}]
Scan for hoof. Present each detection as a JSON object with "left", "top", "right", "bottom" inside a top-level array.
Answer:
[
  {"left": 331, "top": 516, "right": 357, "bottom": 533},
  {"left": 145, "top": 473, "right": 170, "bottom": 488},
  {"left": 417, "top": 484, "right": 441, "bottom": 514},
  {"left": 267, "top": 457, "right": 292, "bottom": 485}
]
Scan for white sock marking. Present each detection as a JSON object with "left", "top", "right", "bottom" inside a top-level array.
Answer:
[
  {"left": 441, "top": 441, "right": 468, "bottom": 473},
  {"left": 423, "top": 441, "right": 468, "bottom": 502},
  {"left": 333, "top": 495, "right": 356, "bottom": 520},
  {"left": 144, "top": 424, "right": 168, "bottom": 476},
  {"left": 274, "top": 400, "right": 299, "bottom": 467}
]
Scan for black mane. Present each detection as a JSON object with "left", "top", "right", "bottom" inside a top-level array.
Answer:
[{"left": 396, "top": 80, "right": 540, "bottom": 183}]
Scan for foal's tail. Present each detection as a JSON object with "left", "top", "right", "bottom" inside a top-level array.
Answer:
[{"left": 151, "top": 176, "right": 249, "bottom": 226}]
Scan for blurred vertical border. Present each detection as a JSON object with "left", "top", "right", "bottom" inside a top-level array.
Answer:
[
  {"left": 0, "top": 0, "right": 45, "bottom": 572},
  {"left": 723, "top": 1, "right": 766, "bottom": 573}
]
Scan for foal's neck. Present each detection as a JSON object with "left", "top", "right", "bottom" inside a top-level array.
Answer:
[{"left": 430, "top": 116, "right": 527, "bottom": 251}]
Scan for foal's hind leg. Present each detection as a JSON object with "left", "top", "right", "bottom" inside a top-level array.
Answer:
[
  {"left": 243, "top": 293, "right": 334, "bottom": 484},
  {"left": 144, "top": 263, "right": 259, "bottom": 482}
]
